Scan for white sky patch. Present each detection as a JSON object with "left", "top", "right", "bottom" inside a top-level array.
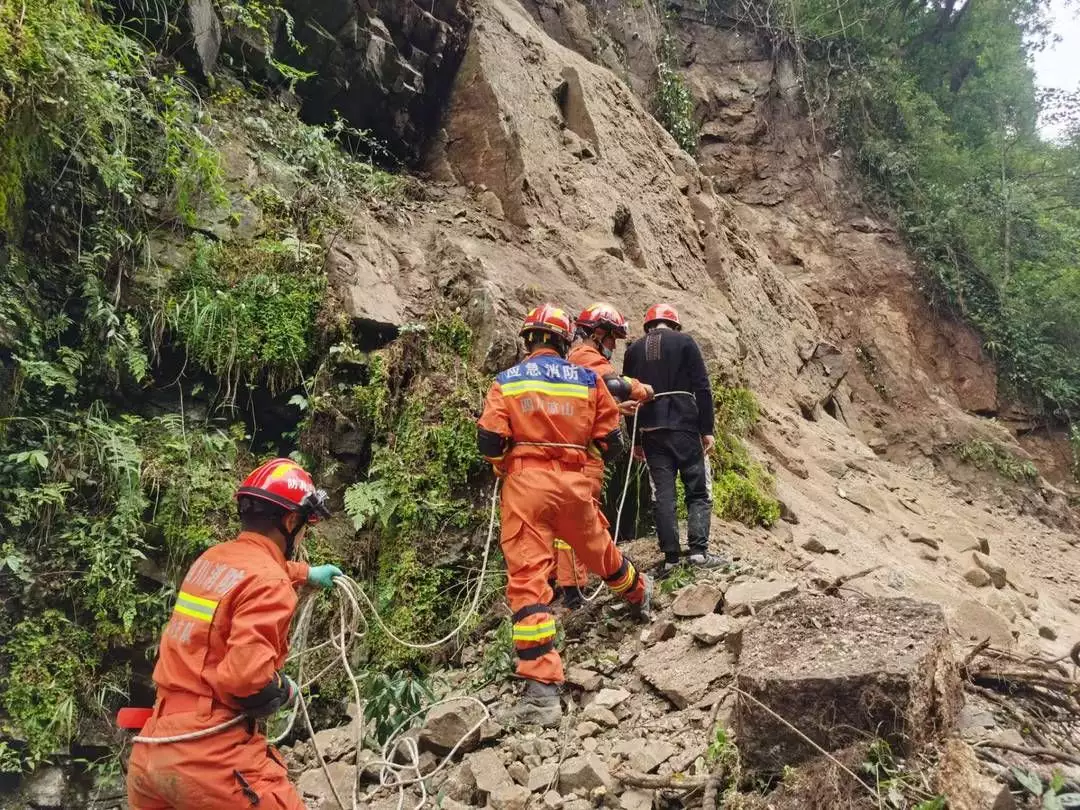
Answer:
[{"left": 1033, "top": 0, "right": 1080, "bottom": 137}]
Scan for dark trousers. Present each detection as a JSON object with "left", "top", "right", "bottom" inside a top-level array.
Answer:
[{"left": 642, "top": 429, "right": 712, "bottom": 560}]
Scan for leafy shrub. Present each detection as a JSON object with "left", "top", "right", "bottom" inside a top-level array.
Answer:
[
  {"left": 653, "top": 34, "right": 698, "bottom": 154},
  {"left": 708, "top": 383, "right": 781, "bottom": 527},
  {"left": 163, "top": 238, "right": 325, "bottom": 401},
  {"left": 359, "top": 669, "right": 434, "bottom": 746},
  {"left": 714, "top": 470, "right": 781, "bottom": 527},
  {"left": 335, "top": 316, "right": 495, "bottom": 666},
  {"left": 1, "top": 611, "right": 94, "bottom": 768},
  {"left": 955, "top": 439, "right": 1038, "bottom": 483}
]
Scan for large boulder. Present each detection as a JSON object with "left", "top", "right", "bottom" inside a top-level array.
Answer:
[{"left": 735, "top": 593, "right": 961, "bottom": 771}]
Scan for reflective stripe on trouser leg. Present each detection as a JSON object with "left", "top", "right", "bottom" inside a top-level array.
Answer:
[{"left": 512, "top": 603, "right": 557, "bottom": 662}]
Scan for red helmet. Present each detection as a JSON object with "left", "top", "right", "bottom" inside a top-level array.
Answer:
[
  {"left": 576, "top": 303, "right": 629, "bottom": 339},
  {"left": 520, "top": 304, "right": 573, "bottom": 343},
  {"left": 644, "top": 303, "right": 682, "bottom": 331},
  {"left": 235, "top": 458, "right": 330, "bottom": 524}
]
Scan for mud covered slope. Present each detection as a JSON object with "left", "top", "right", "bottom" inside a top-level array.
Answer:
[{"left": 322, "top": 0, "right": 1078, "bottom": 660}]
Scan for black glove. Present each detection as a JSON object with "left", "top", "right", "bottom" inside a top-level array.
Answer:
[{"left": 233, "top": 671, "right": 297, "bottom": 719}]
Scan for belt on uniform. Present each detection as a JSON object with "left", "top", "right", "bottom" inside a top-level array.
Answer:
[
  {"left": 507, "top": 457, "right": 586, "bottom": 474},
  {"left": 154, "top": 690, "right": 218, "bottom": 718}
]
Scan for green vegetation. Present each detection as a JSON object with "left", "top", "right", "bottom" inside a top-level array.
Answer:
[
  {"left": 658, "top": 564, "right": 696, "bottom": 595},
  {"left": 0, "top": 0, "right": 402, "bottom": 773},
  {"left": 164, "top": 237, "right": 326, "bottom": 401},
  {"left": 338, "top": 317, "right": 498, "bottom": 666},
  {"left": 654, "top": 32, "right": 699, "bottom": 154},
  {"left": 709, "top": 384, "right": 781, "bottom": 527},
  {"left": 1012, "top": 766, "right": 1080, "bottom": 809},
  {"left": 359, "top": 669, "right": 434, "bottom": 746},
  {"left": 956, "top": 438, "right": 1039, "bottom": 482},
  {"left": 859, "top": 739, "right": 947, "bottom": 809},
  {"left": 758, "top": 0, "right": 1080, "bottom": 420}
]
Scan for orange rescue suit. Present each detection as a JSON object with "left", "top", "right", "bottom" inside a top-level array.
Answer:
[
  {"left": 127, "top": 532, "right": 310, "bottom": 810},
  {"left": 554, "top": 343, "right": 651, "bottom": 589},
  {"left": 477, "top": 348, "right": 647, "bottom": 684}
]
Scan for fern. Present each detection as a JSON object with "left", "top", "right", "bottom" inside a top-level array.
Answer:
[{"left": 344, "top": 479, "right": 393, "bottom": 530}]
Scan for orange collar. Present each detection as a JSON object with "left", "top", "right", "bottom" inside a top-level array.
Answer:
[
  {"left": 527, "top": 348, "right": 561, "bottom": 359},
  {"left": 235, "top": 531, "right": 288, "bottom": 571}
]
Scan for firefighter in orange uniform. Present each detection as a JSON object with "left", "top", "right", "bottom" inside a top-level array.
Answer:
[
  {"left": 552, "top": 304, "right": 654, "bottom": 608},
  {"left": 127, "top": 459, "right": 342, "bottom": 810},
  {"left": 478, "top": 305, "right": 652, "bottom": 726}
]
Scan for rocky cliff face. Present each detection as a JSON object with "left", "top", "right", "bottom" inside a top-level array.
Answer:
[{"left": 304, "top": 0, "right": 1080, "bottom": 655}]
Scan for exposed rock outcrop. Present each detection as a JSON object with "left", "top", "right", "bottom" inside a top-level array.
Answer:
[{"left": 283, "top": 0, "right": 473, "bottom": 162}]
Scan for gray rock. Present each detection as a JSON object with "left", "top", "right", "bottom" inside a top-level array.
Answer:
[
  {"left": 688, "top": 613, "right": 739, "bottom": 646},
  {"left": 949, "top": 599, "right": 1014, "bottom": 647},
  {"left": 312, "top": 715, "right": 360, "bottom": 762},
  {"left": 297, "top": 761, "right": 354, "bottom": 806},
  {"left": 26, "top": 766, "right": 67, "bottom": 809},
  {"left": 489, "top": 783, "right": 532, "bottom": 810},
  {"left": 837, "top": 484, "right": 888, "bottom": 514},
  {"left": 963, "top": 568, "right": 992, "bottom": 588},
  {"left": 620, "top": 789, "right": 655, "bottom": 810},
  {"left": 735, "top": 593, "right": 960, "bottom": 771},
  {"left": 972, "top": 552, "right": 1007, "bottom": 589},
  {"left": 801, "top": 537, "right": 829, "bottom": 554},
  {"left": 444, "top": 760, "right": 478, "bottom": 802},
  {"left": 1039, "top": 625, "right": 1058, "bottom": 640},
  {"left": 907, "top": 531, "right": 941, "bottom": 550},
  {"left": 671, "top": 583, "right": 724, "bottom": 617},
  {"left": 592, "top": 687, "right": 631, "bottom": 710},
  {"left": 478, "top": 190, "right": 505, "bottom": 220},
  {"left": 420, "top": 698, "right": 487, "bottom": 755},
  {"left": 507, "top": 760, "right": 529, "bottom": 787},
  {"left": 634, "top": 633, "right": 734, "bottom": 708},
  {"left": 466, "top": 747, "right": 513, "bottom": 796},
  {"left": 614, "top": 738, "right": 676, "bottom": 773},
  {"left": 566, "top": 667, "right": 602, "bottom": 692},
  {"left": 558, "top": 755, "right": 611, "bottom": 794},
  {"left": 943, "top": 529, "right": 989, "bottom": 556},
  {"left": 575, "top": 721, "right": 600, "bottom": 738},
  {"left": 543, "top": 790, "right": 565, "bottom": 809},
  {"left": 724, "top": 579, "right": 797, "bottom": 617},
  {"left": 641, "top": 620, "right": 677, "bottom": 645},
  {"left": 582, "top": 704, "right": 618, "bottom": 727},
  {"left": 528, "top": 762, "right": 558, "bottom": 793},
  {"left": 179, "top": 0, "right": 222, "bottom": 80}
]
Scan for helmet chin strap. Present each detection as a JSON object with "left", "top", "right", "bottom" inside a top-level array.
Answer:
[{"left": 277, "top": 512, "right": 308, "bottom": 560}]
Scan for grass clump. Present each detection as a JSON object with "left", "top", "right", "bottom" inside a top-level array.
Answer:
[
  {"left": 955, "top": 439, "right": 1038, "bottom": 483},
  {"left": 709, "top": 383, "right": 781, "bottom": 527},
  {"left": 653, "top": 32, "right": 698, "bottom": 154},
  {"left": 162, "top": 237, "right": 325, "bottom": 403},
  {"left": 1, "top": 611, "right": 95, "bottom": 768}
]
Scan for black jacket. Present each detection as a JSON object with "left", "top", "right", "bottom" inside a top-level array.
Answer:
[{"left": 623, "top": 328, "right": 714, "bottom": 436}]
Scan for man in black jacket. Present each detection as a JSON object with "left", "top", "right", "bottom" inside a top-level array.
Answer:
[{"left": 623, "top": 304, "right": 728, "bottom": 574}]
